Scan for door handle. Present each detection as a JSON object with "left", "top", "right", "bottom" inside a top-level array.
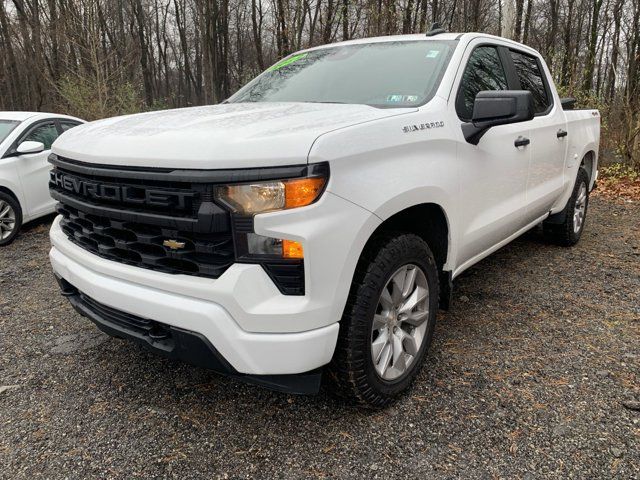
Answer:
[
  {"left": 514, "top": 136, "right": 530, "bottom": 148},
  {"left": 557, "top": 129, "right": 568, "bottom": 139}
]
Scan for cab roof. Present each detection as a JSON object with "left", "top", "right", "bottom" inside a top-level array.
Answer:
[{"left": 300, "top": 32, "right": 539, "bottom": 57}]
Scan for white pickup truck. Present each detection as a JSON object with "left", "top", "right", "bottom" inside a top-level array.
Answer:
[{"left": 49, "top": 31, "right": 599, "bottom": 407}]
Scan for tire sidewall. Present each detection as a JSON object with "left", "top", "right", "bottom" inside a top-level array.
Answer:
[{"left": 360, "top": 236, "right": 439, "bottom": 398}]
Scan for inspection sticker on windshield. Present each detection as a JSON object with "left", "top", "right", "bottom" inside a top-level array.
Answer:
[
  {"left": 387, "top": 95, "right": 419, "bottom": 103},
  {"left": 426, "top": 50, "right": 440, "bottom": 58},
  {"left": 402, "top": 121, "right": 445, "bottom": 134}
]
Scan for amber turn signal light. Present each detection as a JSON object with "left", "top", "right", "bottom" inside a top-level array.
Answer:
[
  {"left": 282, "top": 239, "right": 304, "bottom": 259},
  {"left": 284, "top": 177, "right": 326, "bottom": 209}
]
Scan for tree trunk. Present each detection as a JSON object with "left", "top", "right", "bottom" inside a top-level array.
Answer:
[
  {"left": 582, "top": 0, "right": 603, "bottom": 92},
  {"left": 132, "top": 0, "right": 154, "bottom": 106},
  {"left": 502, "top": 0, "right": 515, "bottom": 39}
]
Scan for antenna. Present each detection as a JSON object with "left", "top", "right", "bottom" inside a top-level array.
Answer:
[{"left": 426, "top": 22, "right": 447, "bottom": 37}]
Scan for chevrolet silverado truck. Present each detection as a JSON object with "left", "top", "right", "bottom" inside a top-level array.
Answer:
[{"left": 48, "top": 31, "right": 600, "bottom": 407}]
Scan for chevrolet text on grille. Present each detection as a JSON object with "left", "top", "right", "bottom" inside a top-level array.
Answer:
[{"left": 50, "top": 170, "right": 195, "bottom": 208}]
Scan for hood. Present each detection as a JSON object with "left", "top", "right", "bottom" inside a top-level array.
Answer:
[{"left": 52, "top": 103, "right": 414, "bottom": 169}]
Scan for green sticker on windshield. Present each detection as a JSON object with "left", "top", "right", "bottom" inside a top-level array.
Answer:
[
  {"left": 387, "top": 95, "right": 419, "bottom": 103},
  {"left": 268, "top": 53, "right": 308, "bottom": 71},
  {"left": 426, "top": 50, "right": 440, "bottom": 58}
]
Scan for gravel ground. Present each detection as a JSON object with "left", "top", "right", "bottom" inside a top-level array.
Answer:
[{"left": 0, "top": 196, "right": 638, "bottom": 479}]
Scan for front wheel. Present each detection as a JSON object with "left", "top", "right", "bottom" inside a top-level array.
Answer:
[{"left": 328, "top": 233, "right": 439, "bottom": 408}]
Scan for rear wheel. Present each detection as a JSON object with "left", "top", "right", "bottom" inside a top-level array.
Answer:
[
  {"left": 328, "top": 233, "right": 439, "bottom": 408},
  {"left": 0, "top": 193, "right": 21, "bottom": 246},
  {"left": 543, "top": 168, "right": 590, "bottom": 246}
]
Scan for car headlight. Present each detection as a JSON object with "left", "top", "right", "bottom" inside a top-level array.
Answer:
[
  {"left": 216, "top": 175, "right": 327, "bottom": 215},
  {"left": 217, "top": 164, "right": 328, "bottom": 267}
]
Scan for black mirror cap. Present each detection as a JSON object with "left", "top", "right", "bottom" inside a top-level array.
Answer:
[{"left": 462, "top": 90, "right": 534, "bottom": 145}]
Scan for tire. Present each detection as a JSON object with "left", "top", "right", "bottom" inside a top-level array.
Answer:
[
  {"left": 328, "top": 233, "right": 439, "bottom": 408},
  {"left": 0, "top": 192, "right": 22, "bottom": 247},
  {"left": 543, "top": 168, "right": 590, "bottom": 247}
]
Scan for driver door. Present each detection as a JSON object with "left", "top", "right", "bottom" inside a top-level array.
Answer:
[{"left": 454, "top": 44, "right": 532, "bottom": 269}]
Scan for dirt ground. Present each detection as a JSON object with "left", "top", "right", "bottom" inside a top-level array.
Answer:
[{"left": 0, "top": 196, "right": 638, "bottom": 479}]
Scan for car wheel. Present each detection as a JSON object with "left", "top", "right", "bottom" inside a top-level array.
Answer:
[
  {"left": 328, "top": 233, "right": 439, "bottom": 408},
  {"left": 543, "top": 168, "right": 590, "bottom": 247},
  {"left": 0, "top": 192, "right": 22, "bottom": 246}
]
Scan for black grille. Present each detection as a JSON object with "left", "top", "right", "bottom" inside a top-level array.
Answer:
[
  {"left": 57, "top": 203, "right": 234, "bottom": 278},
  {"left": 50, "top": 156, "right": 236, "bottom": 279}
]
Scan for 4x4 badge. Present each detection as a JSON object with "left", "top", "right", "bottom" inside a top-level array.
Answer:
[{"left": 163, "top": 239, "right": 186, "bottom": 250}]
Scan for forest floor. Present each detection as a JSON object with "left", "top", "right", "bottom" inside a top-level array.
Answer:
[{"left": 0, "top": 196, "right": 638, "bottom": 479}]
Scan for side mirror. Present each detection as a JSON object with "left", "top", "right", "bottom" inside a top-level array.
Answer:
[
  {"left": 16, "top": 141, "right": 45, "bottom": 155},
  {"left": 462, "top": 90, "right": 534, "bottom": 145}
]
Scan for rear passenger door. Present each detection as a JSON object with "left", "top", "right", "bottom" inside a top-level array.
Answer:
[{"left": 507, "top": 49, "right": 567, "bottom": 221}]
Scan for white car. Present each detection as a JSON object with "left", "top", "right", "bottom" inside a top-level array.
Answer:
[
  {"left": 49, "top": 31, "right": 599, "bottom": 407},
  {"left": 0, "top": 112, "right": 84, "bottom": 245}
]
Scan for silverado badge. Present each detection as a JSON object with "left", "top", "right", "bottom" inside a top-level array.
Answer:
[{"left": 163, "top": 239, "right": 186, "bottom": 250}]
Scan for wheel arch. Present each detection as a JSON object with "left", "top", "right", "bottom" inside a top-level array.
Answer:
[
  {"left": 350, "top": 202, "right": 452, "bottom": 310},
  {"left": 0, "top": 186, "right": 21, "bottom": 209},
  {"left": 367, "top": 203, "right": 450, "bottom": 270}
]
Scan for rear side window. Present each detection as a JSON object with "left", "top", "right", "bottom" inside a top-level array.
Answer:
[
  {"left": 23, "top": 122, "right": 59, "bottom": 150},
  {"left": 456, "top": 46, "right": 508, "bottom": 121},
  {"left": 509, "top": 50, "right": 551, "bottom": 114}
]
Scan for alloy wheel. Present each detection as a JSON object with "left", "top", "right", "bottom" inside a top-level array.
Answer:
[
  {"left": 0, "top": 200, "right": 16, "bottom": 240},
  {"left": 370, "top": 264, "right": 430, "bottom": 381},
  {"left": 573, "top": 181, "right": 587, "bottom": 233}
]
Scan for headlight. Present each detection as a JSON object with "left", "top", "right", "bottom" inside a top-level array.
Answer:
[
  {"left": 218, "top": 164, "right": 328, "bottom": 270},
  {"left": 216, "top": 176, "right": 327, "bottom": 215}
]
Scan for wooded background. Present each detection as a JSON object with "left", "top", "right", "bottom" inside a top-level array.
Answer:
[{"left": 0, "top": 0, "right": 637, "bottom": 167}]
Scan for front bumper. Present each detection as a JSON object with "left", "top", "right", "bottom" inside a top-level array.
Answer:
[{"left": 50, "top": 233, "right": 339, "bottom": 377}]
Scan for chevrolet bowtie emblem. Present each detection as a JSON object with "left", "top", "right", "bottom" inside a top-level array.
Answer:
[{"left": 163, "top": 239, "right": 186, "bottom": 250}]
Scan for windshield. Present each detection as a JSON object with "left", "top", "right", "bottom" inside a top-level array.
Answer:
[
  {"left": 229, "top": 40, "right": 456, "bottom": 108},
  {"left": 0, "top": 120, "right": 19, "bottom": 144}
]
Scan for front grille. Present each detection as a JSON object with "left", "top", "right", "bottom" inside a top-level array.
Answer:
[
  {"left": 49, "top": 155, "right": 308, "bottom": 294},
  {"left": 50, "top": 156, "right": 236, "bottom": 280},
  {"left": 58, "top": 203, "right": 234, "bottom": 278}
]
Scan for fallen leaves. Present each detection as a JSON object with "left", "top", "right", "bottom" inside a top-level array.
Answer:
[{"left": 593, "top": 173, "right": 640, "bottom": 201}]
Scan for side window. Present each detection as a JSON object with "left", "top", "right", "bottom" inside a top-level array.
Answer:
[
  {"left": 456, "top": 46, "right": 508, "bottom": 121},
  {"left": 509, "top": 50, "right": 551, "bottom": 114},
  {"left": 23, "top": 122, "right": 59, "bottom": 150},
  {"left": 60, "top": 121, "right": 80, "bottom": 132}
]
